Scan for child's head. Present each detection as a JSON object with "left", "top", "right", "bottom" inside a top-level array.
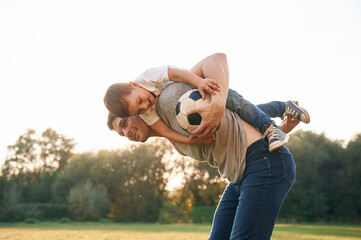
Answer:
[
  {"left": 104, "top": 82, "right": 156, "bottom": 118},
  {"left": 107, "top": 112, "right": 117, "bottom": 130}
]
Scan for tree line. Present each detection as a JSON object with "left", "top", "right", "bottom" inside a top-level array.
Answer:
[{"left": 0, "top": 128, "right": 360, "bottom": 223}]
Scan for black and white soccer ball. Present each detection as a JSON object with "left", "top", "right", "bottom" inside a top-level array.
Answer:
[{"left": 176, "top": 89, "right": 211, "bottom": 134}]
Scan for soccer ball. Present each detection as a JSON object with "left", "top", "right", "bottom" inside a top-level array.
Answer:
[{"left": 176, "top": 89, "right": 211, "bottom": 134}]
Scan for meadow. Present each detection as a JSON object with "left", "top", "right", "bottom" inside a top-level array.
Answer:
[{"left": 0, "top": 222, "right": 360, "bottom": 240}]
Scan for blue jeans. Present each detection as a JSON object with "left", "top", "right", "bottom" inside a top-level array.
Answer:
[
  {"left": 226, "top": 89, "right": 286, "bottom": 134},
  {"left": 208, "top": 139, "right": 296, "bottom": 240}
]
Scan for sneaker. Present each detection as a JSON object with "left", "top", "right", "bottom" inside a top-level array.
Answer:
[
  {"left": 264, "top": 125, "right": 290, "bottom": 152},
  {"left": 283, "top": 101, "right": 310, "bottom": 123}
]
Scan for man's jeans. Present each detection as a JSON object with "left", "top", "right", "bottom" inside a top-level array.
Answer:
[
  {"left": 226, "top": 89, "right": 287, "bottom": 134},
  {"left": 208, "top": 139, "right": 296, "bottom": 240}
]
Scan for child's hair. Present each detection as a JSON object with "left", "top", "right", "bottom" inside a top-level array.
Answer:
[
  {"left": 104, "top": 83, "right": 133, "bottom": 118},
  {"left": 107, "top": 112, "right": 117, "bottom": 130}
]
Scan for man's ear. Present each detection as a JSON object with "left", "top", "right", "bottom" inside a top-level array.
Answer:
[{"left": 129, "top": 81, "right": 139, "bottom": 87}]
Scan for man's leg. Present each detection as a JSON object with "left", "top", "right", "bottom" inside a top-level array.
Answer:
[
  {"left": 230, "top": 140, "right": 296, "bottom": 240},
  {"left": 208, "top": 184, "right": 239, "bottom": 240}
]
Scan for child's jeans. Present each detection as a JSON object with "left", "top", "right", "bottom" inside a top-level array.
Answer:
[
  {"left": 226, "top": 89, "right": 287, "bottom": 134},
  {"left": 208, "top": 139, "right": 296, "bottom": 240}
]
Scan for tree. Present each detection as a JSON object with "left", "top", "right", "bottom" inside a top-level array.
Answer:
[
  {"left": 336, "top": 133, "right": 361, "bottom": 222},
  {"left": 68, "top": 180, "right": 110, "bottom": 221},
  {"left": 2, "top": 128, "right": 76, "bottom": 207},
  {"left": 3, "top": 129, "right": 38, "bottom": 177},
  {"left": 170, "top": 156, "right": 227, "bottom": 211},
  {"left": 3, "top": 128, "right": 76, "bottom": 177},
  {"left": 51, "top": 153, "right": 93, "bottom": 203},
  {"left": 103, "top": 139, "right": 171, "bottom": 222},
  {"left": 0, "top": 182, "right": 22, "bottom": 221},
  {"left": 279, "top": 130, "right": 346, "bottom": 221},
  {"left": 52, "top": 139, "right": 172, "bottom": 222},
  {"left": 39, "top": 128, "right": 76, "bottom": 173}
]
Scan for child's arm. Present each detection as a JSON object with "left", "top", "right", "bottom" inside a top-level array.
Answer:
[
  {"left": 150, "top": 119, "right": 214, "bottom": 145},
  {"left": 168, "top": 68, "right": 220, "bottom": 99}
]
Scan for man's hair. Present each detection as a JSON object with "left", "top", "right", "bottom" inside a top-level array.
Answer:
[
  {"left": 104, "top": 83, "right": 133, "bottom": 118},
  {"left": 107, "top": 112, "right": 117, "bottom": 130}
]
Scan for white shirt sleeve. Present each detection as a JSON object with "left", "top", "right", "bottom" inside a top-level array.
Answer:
[
  {"left": 139, "top": 104, "right": 160, "bottom": 126},
  {"left": 134, "top": 65, "right": 175, "bottom": 96}
]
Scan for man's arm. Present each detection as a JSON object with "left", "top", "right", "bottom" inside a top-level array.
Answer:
[{"left": 188, "top": 53, "right": 230, "bottom": 137}]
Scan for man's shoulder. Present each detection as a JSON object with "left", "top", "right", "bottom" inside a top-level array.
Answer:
[{"left": 157, "top": 82, "right": 192, "bottom": 111}]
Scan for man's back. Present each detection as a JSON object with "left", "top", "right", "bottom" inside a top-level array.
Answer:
[{"left": 156, "top": 82, "right": 248, "bottom": 183}]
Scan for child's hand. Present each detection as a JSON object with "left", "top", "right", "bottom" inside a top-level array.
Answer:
[
  {"left": 198, "top": 78, "right": 220, "bottom": 99},
  {"left": 187, "top": 134, "right": 215, "bottom": 145}
]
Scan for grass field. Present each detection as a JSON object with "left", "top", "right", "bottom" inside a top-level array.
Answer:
[{"left": 0, "top": 222, "right": 360, "bottom": 240}]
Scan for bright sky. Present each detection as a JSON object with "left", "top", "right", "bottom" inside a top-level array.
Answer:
[{"left": 1, "top": 0, "right": 361, "bottom": 167}]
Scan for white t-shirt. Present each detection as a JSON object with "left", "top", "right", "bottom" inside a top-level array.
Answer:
[{"left": 134, "top": 65, "right": 174, "bottom": 126}]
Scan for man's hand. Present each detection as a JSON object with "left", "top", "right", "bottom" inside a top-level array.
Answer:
[
  {"left": 187, "top": 96, "right": 225, "bottom": 138},
  {"left": 189, "top": 53, "right": 229, "bottom": 138},
  {"left": 279, "top": 101, "right": 301, "bottom": 133},
  {"left": 279, "top": 114, "right": 300, "bottom": 133}
]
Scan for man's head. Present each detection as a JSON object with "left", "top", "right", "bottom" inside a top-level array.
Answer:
[
  {"left": 104, "top": 82, "right": 156, "bottom": 118},
  {"left": 107, "top": 112, "right": 152, "bottom": 142}
]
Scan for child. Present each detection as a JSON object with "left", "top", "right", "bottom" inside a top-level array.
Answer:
[
  {"left": 104, "top": 66, "right": 221, "bottom": 145},
  {"left": 104, "top": 66, "right": 310, "bottom": 151}
]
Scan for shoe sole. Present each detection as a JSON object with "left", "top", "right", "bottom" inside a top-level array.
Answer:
[
  {"left": 299, "top": 107, "right": 310, "bottom": 124},
  {"left": 269, "top": 134, "right": 290, "bottom": 152},
  {"left": 288, "top": 101, "right": 311, "bottom": 124}
]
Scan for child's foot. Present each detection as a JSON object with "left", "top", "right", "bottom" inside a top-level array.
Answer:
[
  {"left": 264, "top": 125, "right": 290, "bottom": 152},
  {"left": 283, "top": 101, "right": 310, "bottom": 123}
]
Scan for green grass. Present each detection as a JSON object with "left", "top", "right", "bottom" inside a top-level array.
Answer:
[
  {"left": 0, "top": 222, "right": 360, "bottom": 240},
  {"left": 274, "top": 223, "right": 361, "bottom": 238}
]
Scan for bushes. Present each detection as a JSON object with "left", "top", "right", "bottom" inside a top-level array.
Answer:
[
  {"left": 68, "top": 181, "right": 110, "bottom": 221},
  {"left": 158, "top": 202, "right": 189, "bottom": 223},
  {"left": 158, "top": 204, "right": 217, "bottom": 224},
  {"left": 24, "top": 217, "right": 38, "bottom": 223},
  {"left": 0, "top": 203, "right": 68, "bottom": 222},
  {"left": 39, "top": 203, "right": 69, "bottom": 219},
  {"left": 3, "top": 130, "right": 361, "bottom": 223},
  {"left": 158, "top": 203, "right": 216, "bottom": 224},
  {"left": 59, "top": 217, "right": 71, "bottom": 223},
  {"left": 191, "top": 206, "right": 216, "bottom": 223}
]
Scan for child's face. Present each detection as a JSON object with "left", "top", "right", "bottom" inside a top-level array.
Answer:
[{"left": 124, "top": 85, "right": 156, "bottom": 116}]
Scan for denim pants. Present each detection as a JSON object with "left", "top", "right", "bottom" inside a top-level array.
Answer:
[
  {"left": 208, "top": 139, "right": 296, "bottom": 240},
  {"left": 226, "top": 89, "right": 287, "bottom": 134}
]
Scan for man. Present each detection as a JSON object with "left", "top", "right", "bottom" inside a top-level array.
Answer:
[{"left": 107, "top": 53, "right": 303, "bottom": 239}]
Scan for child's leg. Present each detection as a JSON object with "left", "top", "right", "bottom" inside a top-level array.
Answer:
[
  {"left": 226, "top": 89, "right": 283, "bottom": 134},
  {"left": 256, "top": 101, "right": 286, "bottom": 118},
  {"left": 226, "top": 89, "right": 289, "bottom": 152},
  {"left": 258, "top": 100, "right": 310, "bottom": 123}
]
